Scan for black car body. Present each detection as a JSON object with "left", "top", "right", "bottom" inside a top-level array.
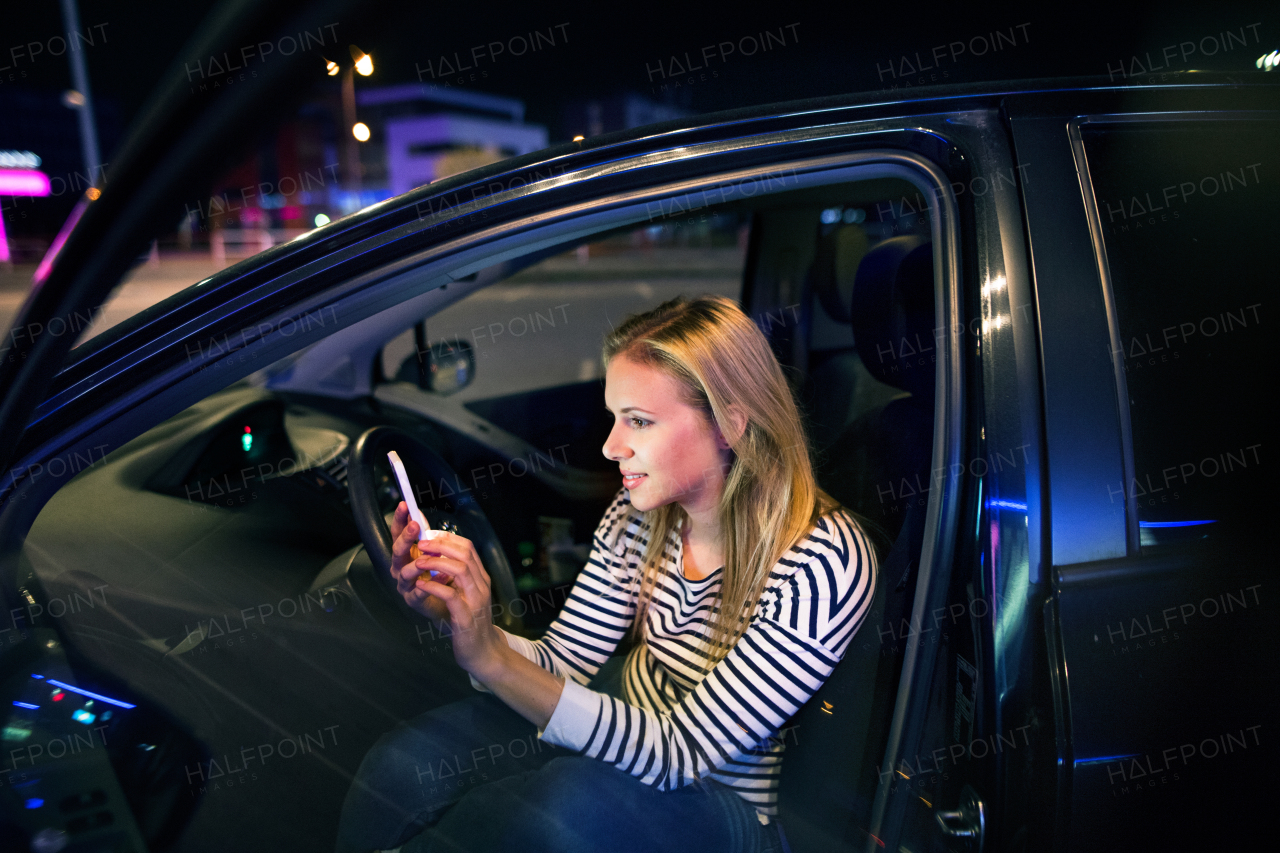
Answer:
[{"left": 0, "top": 11, "right": 1275, "bottom": 848}]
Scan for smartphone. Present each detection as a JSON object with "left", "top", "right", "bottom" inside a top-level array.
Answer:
[{"left": 387, "top": 451, "right": 442, "bottom": 578}]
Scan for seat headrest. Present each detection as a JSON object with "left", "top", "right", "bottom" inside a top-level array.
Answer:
[
  {"left": 851, "top": 235, "right": 935, "bottom": 397},
  {"left": 812, "top": 225, "right": 870, "bottom": 324}
]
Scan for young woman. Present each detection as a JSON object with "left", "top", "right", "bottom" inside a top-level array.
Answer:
[{"left": 337, "top": 295, "right": 878, "bottom": 853}]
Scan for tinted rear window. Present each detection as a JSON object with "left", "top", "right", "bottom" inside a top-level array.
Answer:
[{"left": 1081, "top": 119, "right": 1276, "bottom": 550}]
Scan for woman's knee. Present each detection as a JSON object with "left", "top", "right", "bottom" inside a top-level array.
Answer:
[
  {"left": 496, "top": 758, "right": 663, "bottom": 853},
  {"left": 348, "top": 701, "right": 482, "bottom": 813},
  {"left": 521, "top": 757, "right": 627, "bottom": 817}
]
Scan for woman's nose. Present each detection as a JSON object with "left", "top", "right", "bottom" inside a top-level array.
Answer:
[{"left": 602, "top": 421, "right": 630, "bottom": 461}]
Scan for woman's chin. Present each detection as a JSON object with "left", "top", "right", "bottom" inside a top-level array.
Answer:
[{"left": 625, "top": 486, "right": 672, "bottom": 513}]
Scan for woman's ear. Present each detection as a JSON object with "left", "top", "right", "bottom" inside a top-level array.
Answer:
[{"left": 715, "top": 406, "right": 748, "bottom": 449}]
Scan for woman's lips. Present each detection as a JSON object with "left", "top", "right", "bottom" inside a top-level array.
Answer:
[{"left": 622, "top": 473, "right": 646, "bottom": 487}]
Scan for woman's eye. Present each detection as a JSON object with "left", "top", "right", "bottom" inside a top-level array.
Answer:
[{"left": 629, "top": 417, "right": 649, "bottom": 429}]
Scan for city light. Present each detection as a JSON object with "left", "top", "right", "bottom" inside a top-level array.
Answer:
[
  {"left": 314, "top": 213, "right": 331, "bottom": 227},
  {"left": 352, "top": 122, "right": 371, "bottom": 142},
  {"left": 0, "top": 169, "right": 51, "bottom": 195},
  {"left": 325, "top": 58, "right": 340, "bottom": 76},
  {"left": 0, "top": 150, "right": 42, "bottom": 168},
  {"left": 351, "top": 45, "right": 374, "bottom": 76},
  {"left": 0, "top": 166, "right": 52, "bottom": 264}
]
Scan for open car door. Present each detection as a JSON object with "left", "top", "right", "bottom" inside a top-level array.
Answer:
[{"left": 0, "top": 2, "right": 380, "bottom": 849}]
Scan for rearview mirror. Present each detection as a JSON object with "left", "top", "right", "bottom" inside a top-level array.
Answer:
[{"left": 420, "top": 338, "right": 474, "bottom": 394}]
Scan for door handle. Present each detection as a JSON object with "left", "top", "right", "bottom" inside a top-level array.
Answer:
[{"left": 935, "top": 784, "right": 985, "bottom": 851}]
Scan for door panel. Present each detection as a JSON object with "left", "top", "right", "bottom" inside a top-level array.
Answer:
[{"left": 1023, "top": 109, "right": 1280, "bottom": 851}]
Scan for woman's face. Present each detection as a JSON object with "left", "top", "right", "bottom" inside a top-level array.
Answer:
[{"left": 602, "top": 355, "right": 730, "bottom": 516}]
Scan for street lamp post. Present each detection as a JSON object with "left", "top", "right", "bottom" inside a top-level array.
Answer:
[
  {"left": 58, "top": 0, "right": 102, "bottom": 188},
  {"left": 325, "top": 46, "right": 374, "bottom": 191}
]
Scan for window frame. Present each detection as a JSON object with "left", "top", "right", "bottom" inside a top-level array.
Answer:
[{"left": 1068, "top": 110, "right": 1279, "bottom": 556}]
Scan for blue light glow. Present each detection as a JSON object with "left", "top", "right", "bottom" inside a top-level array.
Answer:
[
  {"left": 30, "top": 674, "right": 44, "bottom": 679},
  {"left": 1138, "top": 520, "right": 1216, "bottom": 528},
  {"left": 44, "top": 680, "right": 136, "bottom": 709},
  {"left": 72, "top": 709, "right": 97, "bottom": 725},
  {"left": 25, "top": 798, "right": 43, "bottom": 809},
  {"left": 985, "top": 498, "right": 1027, "bottom": 512},
  {"left": 1075, "top": 754, "right": 1140, "bottom": 766},
  {"left": 12, "top": 701, "right": 39, "bottom": 710}
]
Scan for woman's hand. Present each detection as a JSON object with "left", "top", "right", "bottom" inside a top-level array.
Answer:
[
  {"left": 389, "top": 502, "right": 450, "bottom": 628},
  {"left": 388, "top": 502, "right": 506, "bottom": 677}
]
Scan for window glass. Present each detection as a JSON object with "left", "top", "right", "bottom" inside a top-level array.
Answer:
[
  {"left": 1081, "top": 120, "right": 1276, "bottom": 550},
  {"left": 379, "top": 215, "right": 748, "bottom": 405}
]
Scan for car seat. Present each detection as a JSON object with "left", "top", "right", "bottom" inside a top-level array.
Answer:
[
  {"left": 818, "top": 235, "right": 935, "bottom": 544},
  {"left": 777, "top": 234, "right": 936, "bottom": 853}
]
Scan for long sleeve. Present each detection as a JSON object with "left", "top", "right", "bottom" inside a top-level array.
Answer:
[
  {"left": 539, "top": 510, "right": 876, "bottom": 792},
  {"left": 487, "top": 489, "right": 641, "bottom": 684}
]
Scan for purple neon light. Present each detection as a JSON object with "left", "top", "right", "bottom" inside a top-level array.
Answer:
[{"left": 0, "top": 169, "right": 51, "bottom": 196}]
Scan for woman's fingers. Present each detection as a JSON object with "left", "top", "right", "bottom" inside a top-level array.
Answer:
[
  {"left": 389, "top": 501, "right": 408, "bottom": 542},
  {"left": 413, "top": 533, "right": 490, "bottom": 589},
  {"left": 390, "top": 529, "right": 492, "bottom": 633},
  {"left": 417, "top": 577, "right": 491, "bottom": 635},
  {"left": 417, "top": 577, "right": 466, "bottom": 616},
  {"left": 391, "top": 525, "right": 416, "bottom": 567},
  {"left": 399, "top": 559, "right": 448, "bottom": 591},
  {"left": 416, "top": 558, "right": 490, "bottom": 630},
  {"left": 414, "top": 556, "right": 479, "bottom": 601}
]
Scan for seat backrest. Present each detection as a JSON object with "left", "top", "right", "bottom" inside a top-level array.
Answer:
[
  {"left": 778, "top": 234, "right": 936, "bottom": 851},
  {"left": 818, "top": 236, "right": 935, "bottom": 543},
  {"left": 776, "top": 501, "right": 924, "bottom": 853}
]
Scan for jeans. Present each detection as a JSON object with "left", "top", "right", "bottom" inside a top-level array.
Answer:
[{"left": 336, "top": 671, "right": 787, "bottom": 853}]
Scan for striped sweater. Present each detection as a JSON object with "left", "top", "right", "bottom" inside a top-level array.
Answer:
[{"left": 496, "top": 488, "right": 876, "bottom": 817}]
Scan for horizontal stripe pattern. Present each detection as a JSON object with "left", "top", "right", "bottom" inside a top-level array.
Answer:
[{"left": 506, "top": 489, "right": 875, "bottom": 816}]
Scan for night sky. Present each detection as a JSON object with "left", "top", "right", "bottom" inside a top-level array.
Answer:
[
  {"left": 3, "top": 0, "right": 1276, "bottom": 236},
  {"left": 7, "top": 1, "right": 1277, "bottom": 125}
]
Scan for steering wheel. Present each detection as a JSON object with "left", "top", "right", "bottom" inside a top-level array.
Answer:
[{"left": 347, "top": 425, "right": 522, "bottom": 630}]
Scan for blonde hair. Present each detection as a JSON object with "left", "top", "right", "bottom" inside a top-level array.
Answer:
[{"left": 603, "top": 295, "right": 872, "bottom": 664}]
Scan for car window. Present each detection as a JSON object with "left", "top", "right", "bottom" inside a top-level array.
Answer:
[
  {"left": 1080, "top": 119, "right": 1276, "bottom": 551},
  {"left": 378, "top": 216, "right": 748, "bottom": 404}
]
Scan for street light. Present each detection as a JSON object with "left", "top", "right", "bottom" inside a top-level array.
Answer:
[
  {"left": 322, "top": 46, "right": 374, "bottom": 190},
  {"left": 352, "top": 45, "right": 374, "bottom": 76}
]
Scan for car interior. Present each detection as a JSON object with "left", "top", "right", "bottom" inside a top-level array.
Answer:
[{"left": 12, "top": 175, "right": 941, "bottom": 850}]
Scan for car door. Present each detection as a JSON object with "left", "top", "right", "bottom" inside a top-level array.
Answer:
[
  {"left": 0, "top": 4, "right": 386, "bottom": 849},
  {"left": 1009, "top": 90, "right": 1279, "bottom": 852},
  {"left": 2, "top": 97, "right": 983, "bottom": 853},
  {"left": 838, "top": 108, "right": 1047, "bottom": 853}
]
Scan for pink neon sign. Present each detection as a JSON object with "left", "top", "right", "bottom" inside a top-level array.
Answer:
[
  {"left": 0, "top": 169, "right": 52, "bottom": 197},
  {"left": 0, "top": 169, "right": 52, "bottom": 264}
]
